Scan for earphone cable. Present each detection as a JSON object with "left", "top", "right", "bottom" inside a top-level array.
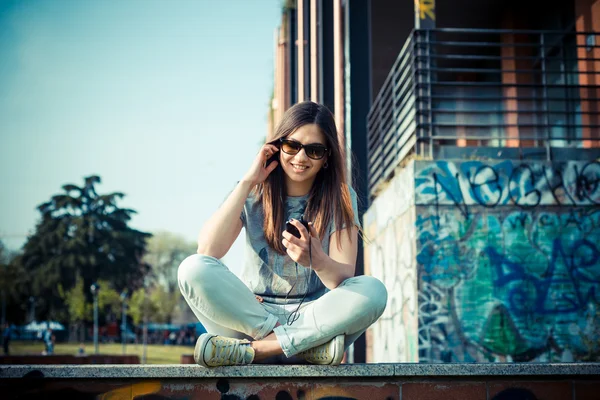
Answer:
[{"left": 286, "top": 235, "right": 312, "bottom": 325}]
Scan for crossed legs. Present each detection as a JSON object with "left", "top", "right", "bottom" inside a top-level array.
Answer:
[{"left": 177, "top": 254, "right": 387, "bottom": 361}]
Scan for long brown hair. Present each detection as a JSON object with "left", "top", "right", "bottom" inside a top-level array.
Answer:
[{"left": 255, "top": 101, "right": 357, "bottom": 255}]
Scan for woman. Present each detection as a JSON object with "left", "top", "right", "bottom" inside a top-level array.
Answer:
[{"left": 178, "top": 101, "right": 387, "bottom": 367}]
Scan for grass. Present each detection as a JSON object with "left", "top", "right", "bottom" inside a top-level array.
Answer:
[{"left": 9, "top": 341, "right": 194, "bottom": 364}]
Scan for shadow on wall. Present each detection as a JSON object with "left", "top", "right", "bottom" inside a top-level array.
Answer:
[{"left": 492, "top": 388, "right": 538, "bottom": 400}]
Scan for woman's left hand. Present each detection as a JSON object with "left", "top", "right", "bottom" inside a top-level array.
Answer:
[{"left": 282, "top": 220, "right": 326, "bottom": 267}]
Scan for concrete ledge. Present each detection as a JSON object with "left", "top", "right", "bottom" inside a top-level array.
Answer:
[
  {"left": 2, "top": 364, "right": 600, "bottom": 399},
  {"left": 1, "top": 363, "right": 599, "bottom": 379},
  {"left": 0, "top": 355, "right": 140, "bottom": 365}
]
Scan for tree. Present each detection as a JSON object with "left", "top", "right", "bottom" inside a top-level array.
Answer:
[
  {"left": 0, "top": 240, "right": 26, "bottom": 324},
  {"left": 149, "top": 285, "right": 180, "bottom": 323},
  {"left": 128, "top": 287, "right": 158, "bottom": 326},
  {"left": 144, "top": 231, "right": 195, "bottom": 292},
  {"left": 15, "top": 175, "right": 151, "bottom": 321},
  {"left": 60, "top": 277, "right": 123, "bottom": 342},
  {"left": 60, "top": 277, "right": 90, "bottom": 342},
  {"left": 143, "top": 231, "right": 195, "bottom": 323}
]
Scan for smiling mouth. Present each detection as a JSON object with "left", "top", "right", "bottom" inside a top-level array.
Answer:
[{"left": 291, "top": 163, "right": 309, "bottom": 171}]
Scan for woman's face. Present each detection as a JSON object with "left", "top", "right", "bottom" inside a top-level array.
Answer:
[{"left": 279, "top": 123, "right": 328, "bottom": 188}]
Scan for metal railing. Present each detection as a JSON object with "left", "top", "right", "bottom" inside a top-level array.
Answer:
[{"left": 367, "top": 28, "right": 600, "bottom": 196}]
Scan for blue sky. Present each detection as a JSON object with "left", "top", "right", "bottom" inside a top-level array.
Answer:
[{"left": 0, "top": 0, "right": 281, "bottom": 275}]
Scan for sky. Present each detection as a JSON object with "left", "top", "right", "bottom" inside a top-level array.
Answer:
[{"left": 0, "top": 0, "right": 282, "bottom": 276}]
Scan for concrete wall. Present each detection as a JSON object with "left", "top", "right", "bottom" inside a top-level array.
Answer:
[
  {"left": 0, "top": 354, "right": 139, "bottom": 364},
  {"left": 415, "top": 159, "right": 600, "bottom": 362},
  {"left": 364, "top": 162, "right": 419, "bottom": 362},
  {"left": 3, "top": 364, "right": 599, "bottom": 399},
  {"left": 366, "top": 159, "right": 600, "bottom": 362}
]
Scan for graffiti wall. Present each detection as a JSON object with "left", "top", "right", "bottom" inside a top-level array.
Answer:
[
  {"left": 414, "top": 160, "right": 600, "bottom": 362},
  {"left": 364, "top": 159, "right": 600, "bottom": 363},
  {"left": 364, "top": 163, "right": 419, "bottom": 362}
]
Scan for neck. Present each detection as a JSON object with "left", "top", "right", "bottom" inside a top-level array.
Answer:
[{"left": 285, "top": 176, "right": 315, "bottom": 197}]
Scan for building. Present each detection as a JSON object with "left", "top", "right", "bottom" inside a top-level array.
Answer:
[
  {"left": 270, "top": 0, "right": 371, "bottom": 362},
  {"left": 271, "top": 0, "right": 600, "bottom": 363}
]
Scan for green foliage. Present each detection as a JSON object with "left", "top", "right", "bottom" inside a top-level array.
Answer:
[
  {"left": 149, "top": 285, "right": 180, "bottom": 323},
  {"left": 0, "top": 241, "right": 21, "bottom": 299},
  {"left": 61, "top": 277, "right": 90, "bottom": 322},
  {"left": 60, "top": 276, "right": 123, "bottom": 334},
  {"left": 0, "top": 240, "right": 27, "bottom": 324},
  {"left": 128, "top": 288, "right": 145, "bottom": 326},
  {"left": 128, "top": 288, "right": 158, "bottom": 326},
  {"left": 127, "top": 284, "right": 181, "bottom": 325},
  {"left": 14, "top": 175, "right": 151, "bottom": 321},
  {"left": 96, "top": 279, "right": 122, "bottom": 319},
  {"left": 0, "top": 240, "right": 9, "bottom": 264},
  {"left": 144, "top": 231, "right": 195, "bottom": 293},
  {"left": 143, "top": 231, "right": 195, "bottom": 323}
]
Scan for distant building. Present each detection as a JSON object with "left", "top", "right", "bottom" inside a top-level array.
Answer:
[{"left": 271, "top": 0, "right": 600, "bottom": 363}]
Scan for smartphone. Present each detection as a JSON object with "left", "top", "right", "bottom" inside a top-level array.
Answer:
[
  {"left": 286, "top": 216, "right": 310, "bottom": 238},
  {"left": 266, "top": 150, "right": 279, "bottom": 167}
]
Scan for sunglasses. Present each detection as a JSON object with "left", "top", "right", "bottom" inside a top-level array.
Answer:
[{"left": 279, "top": 138, "right": 329, "bottom": 160}]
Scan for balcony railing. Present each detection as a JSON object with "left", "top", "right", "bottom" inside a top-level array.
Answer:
[{"left": 367, "top": 28, "right": 600, "bottom": 196}]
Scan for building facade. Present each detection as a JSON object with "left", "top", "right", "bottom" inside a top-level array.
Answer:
[
  {"left": 365, "top": 0, "right": 600, "bottom": 363},
  {"left": 270, "top": 0, "right": 371, "bottom": 362},
  {"left": 271, "top": 0, "right": 600, "bottom": 363}
]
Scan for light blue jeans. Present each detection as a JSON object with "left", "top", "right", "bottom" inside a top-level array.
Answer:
[{"left": 177, "top": 254, "right": 387, "bottom": 358}]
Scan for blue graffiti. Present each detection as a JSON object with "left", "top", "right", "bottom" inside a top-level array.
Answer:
[
  {"left": 487, "top": 239, "right": 600, "bottom": 316},
  {"left": 416, "top": 161, "right": 600, "bottom": 224},
  {"left": 413, "top": 160, "right": 600, "bottom": 361}
]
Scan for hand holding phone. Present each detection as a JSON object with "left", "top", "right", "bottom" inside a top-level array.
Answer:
[
  {"left": 285, "top": 215, "right": 310, "bottom": 238},
  {"left": 266, "top": 150, "right": 279, "bottom": 167}
]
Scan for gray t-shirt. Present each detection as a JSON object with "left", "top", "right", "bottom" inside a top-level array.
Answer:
[{"left": 240, "top": 187, "right": 360, "bottom": 305}]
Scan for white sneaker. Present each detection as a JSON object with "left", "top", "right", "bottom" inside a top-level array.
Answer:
[
  {"left": 298, "top": 335, "right": 344, "bottom": 365},
  {"left": 194, "top": 333, "right": 255, "bottom": 367}
]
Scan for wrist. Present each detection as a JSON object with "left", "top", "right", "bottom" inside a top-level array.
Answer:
[{"left": 311, "top": 250, "right": 329, "bottom": 272}]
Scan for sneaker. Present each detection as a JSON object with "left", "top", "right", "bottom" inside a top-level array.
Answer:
[
  {"left": 298, "top": 334, "right": 344, "bottom": 365},
  {"left": 194, "top": 333, "right": 255, "bottom": 367}
]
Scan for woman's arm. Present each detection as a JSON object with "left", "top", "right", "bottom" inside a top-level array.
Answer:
[
  {"left": 311, "top": 226, "right": 357, "bottom": 289},
  {"left": 282, "top": 221, "right": 357, "bottom": 289},
  {"left": 197, "top": 143, "right": 280, "bottom": 259},
  {"left": 196, "top": 179, "right": 252, "bottom": 258}
]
